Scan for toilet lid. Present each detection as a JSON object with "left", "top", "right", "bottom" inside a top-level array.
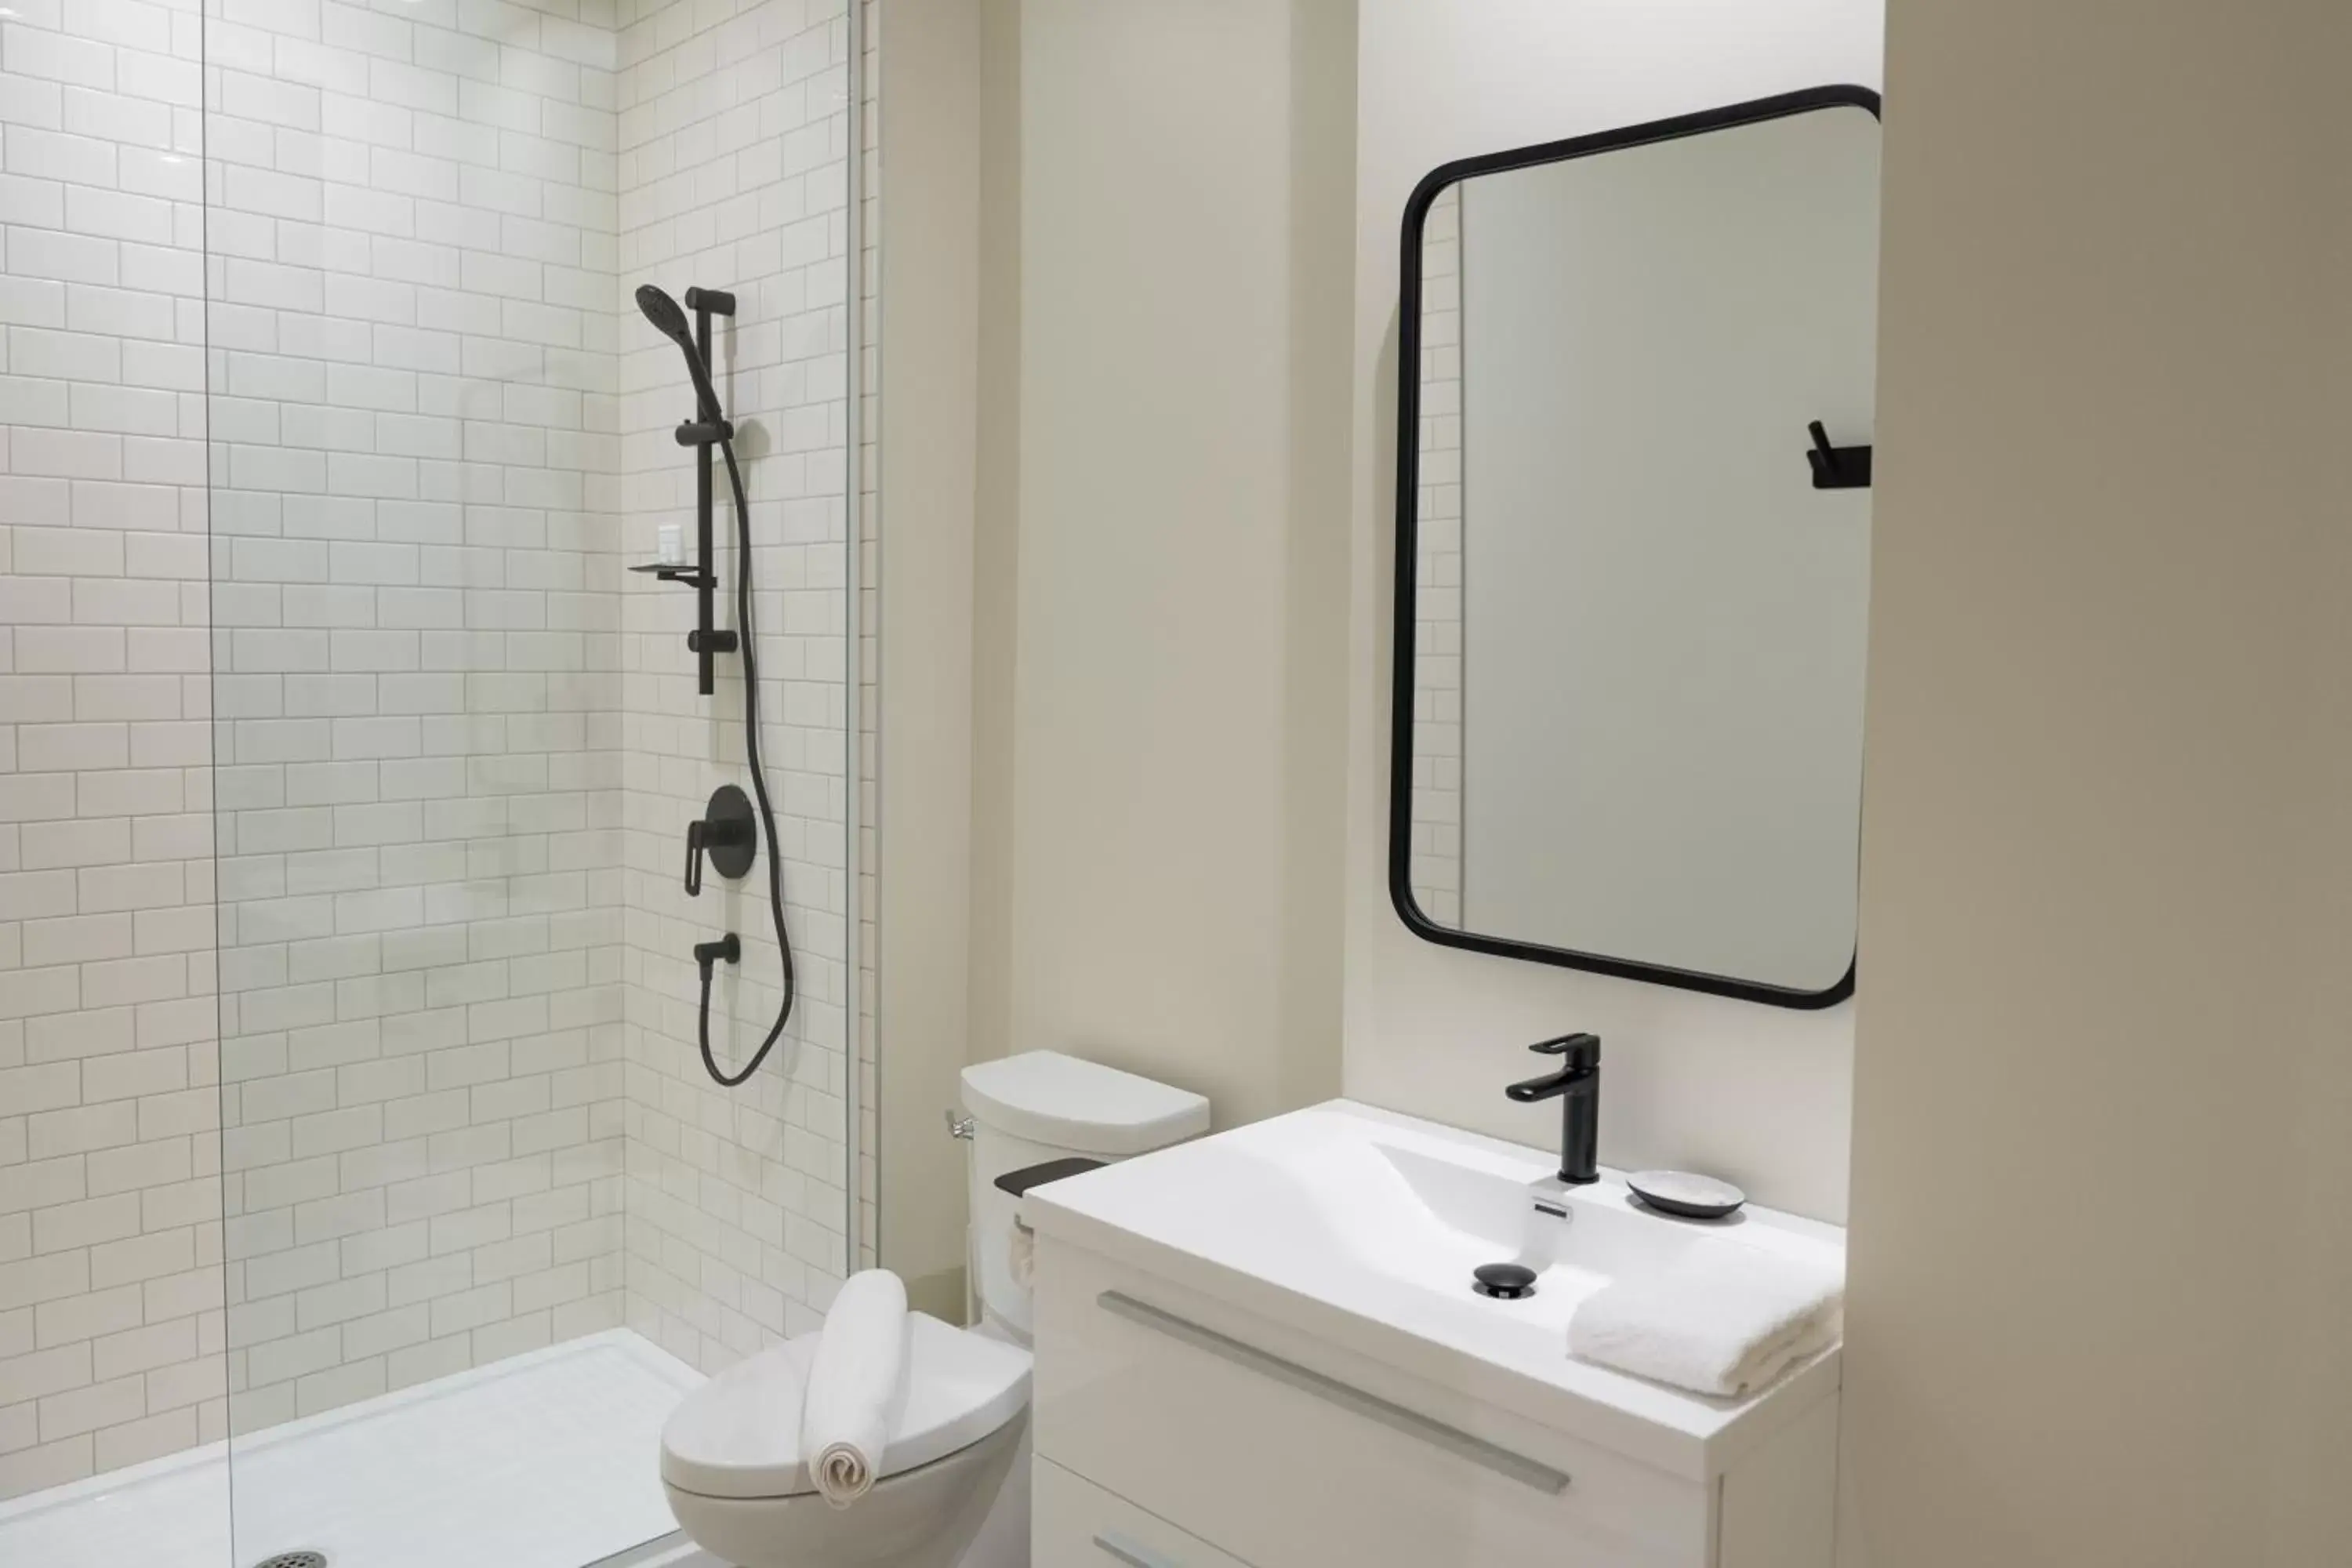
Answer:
[{"left": 659, "top": 1312, "right": 1032, "bottom": 1501}]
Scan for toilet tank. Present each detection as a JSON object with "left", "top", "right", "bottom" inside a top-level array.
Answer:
[{"left": 961, "top": 1051, "right": 1210, "bottom": 1339}]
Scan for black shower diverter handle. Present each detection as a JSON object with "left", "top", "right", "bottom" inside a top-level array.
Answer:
[{"left": 684, "top": 785, "right": 758, "bottom": 896}]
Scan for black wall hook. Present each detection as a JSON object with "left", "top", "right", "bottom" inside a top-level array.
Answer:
[{"left": 1806, "top": 420, "right": 1873, "bottom": 490}]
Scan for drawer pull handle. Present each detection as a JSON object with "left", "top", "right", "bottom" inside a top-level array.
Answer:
[
  {"left": 1094, "top": 1532, "right": 1181, "bottom": 1568},
  {"left": 1096, "top": 1290, "right": 1571, "bottom": 1496}
]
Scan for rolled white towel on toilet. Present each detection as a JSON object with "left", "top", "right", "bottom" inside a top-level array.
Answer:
[
  {"left": 799, "top": 1269, "right": 910, "bottom": 1508},
  {"left": 1568, "top": 1246, "right": 1843, "bottom": 1399}
]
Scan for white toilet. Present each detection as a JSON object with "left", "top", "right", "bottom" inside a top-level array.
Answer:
[{"left": 659, "top": 1051, "right": 1210, "bottom": 1567}]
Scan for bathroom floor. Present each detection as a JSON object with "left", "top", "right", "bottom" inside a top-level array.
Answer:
[{"left": 0, "top": 1330, "right": 701, "bottom": 1568}]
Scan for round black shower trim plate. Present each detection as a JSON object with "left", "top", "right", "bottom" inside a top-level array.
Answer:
[{"left": 703, "top": 784, "right": 757, "bottom": 880}]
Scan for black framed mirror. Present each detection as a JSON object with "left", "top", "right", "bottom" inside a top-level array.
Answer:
[{"left": 1388, "top": 85, "right": 1881, "bottom": 1009}]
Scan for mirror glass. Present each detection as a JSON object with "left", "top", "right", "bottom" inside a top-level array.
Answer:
[{"left": 1394, "top": 92, "right": 1881, "bottom": 1005}]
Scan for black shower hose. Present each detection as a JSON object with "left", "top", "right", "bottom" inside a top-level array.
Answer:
[{"left": 696, "top": 435, "right": 797, "bottom": 1087}]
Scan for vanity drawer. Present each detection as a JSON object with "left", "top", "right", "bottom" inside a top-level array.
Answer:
[
  {"left": 1036, "top": 1456, "right": 1256, "bottom": 1568},
  {"left": 1033, "top": 1238, "right": 1710, "bottom": 1568}
]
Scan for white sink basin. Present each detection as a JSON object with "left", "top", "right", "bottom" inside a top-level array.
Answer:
[{"left": 1026, "top": 1099, "right": 1845, "bottom": 1472}]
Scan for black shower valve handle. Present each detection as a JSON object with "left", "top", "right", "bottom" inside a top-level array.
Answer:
[{"left": 684, "top": 785, "right": 758, "bottom": 897}]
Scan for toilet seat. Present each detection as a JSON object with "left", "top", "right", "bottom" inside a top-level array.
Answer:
[{"left": 660, "top": 1312, "right": 1032, "bottom": 1502}]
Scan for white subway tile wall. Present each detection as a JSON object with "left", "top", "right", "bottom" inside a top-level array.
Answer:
[
  {"left": 612, "top": 0, "right": 857, "bottom": 1371},
  {"left": 1410, "top": 184, "right": 1463, "bottom": 925},
  {"left": 0, "top": 0, "right": 866, "bottom": 1497},
  {"left": 0, "top": 0, "right": 227, "bottom": 1503}
]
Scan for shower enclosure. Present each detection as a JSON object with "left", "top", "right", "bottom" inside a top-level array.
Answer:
[{"left": 0, "top": 0, "right": 871, "bottom": 1563}]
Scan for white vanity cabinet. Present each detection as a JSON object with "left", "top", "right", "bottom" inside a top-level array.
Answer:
[
  {"left": 1032, "top": 1457, "right": 1254, "bottom": 1568},
  {"left": 1022, "top": 1102, "right": 1846, "bottom": 1568}
]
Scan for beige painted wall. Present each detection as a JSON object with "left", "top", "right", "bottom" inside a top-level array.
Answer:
[
  {"left": 876, "top": 0, "right": 987, "bottom": 1319},
  {"left": 1345, "top": 0, "right": 1883, "bottom": 1225},
  {"left": 999, "top": 0, "right": 1353, "bottom": 1127},
  {"left": 878, "top": 0, "right": 1350, "bottom": 1308},
  {"left": 1842, "top": 0, "right": 2352, "bottom": 1561},
  {"left": 966, "top": 0, "right": 1024, "bottom": 1080}
]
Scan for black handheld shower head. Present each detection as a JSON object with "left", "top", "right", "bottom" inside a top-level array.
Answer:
[
  {"left": 636, "top": 283, "right": 723, "bottom": 422},
  {"left": 634, "top": 283, "right": 692, "bottom": 347}
]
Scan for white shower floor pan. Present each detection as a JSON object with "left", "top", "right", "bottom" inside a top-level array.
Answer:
[{"left": 0, "top": 1329, "right": 702, "bottom": 1568}]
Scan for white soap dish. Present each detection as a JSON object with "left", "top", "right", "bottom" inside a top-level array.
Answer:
[{"left": 1627, "top": 1170, "right": 1747, "bottom": 1220}]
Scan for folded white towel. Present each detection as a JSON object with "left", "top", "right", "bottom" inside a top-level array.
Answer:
[
  {"left": 1569, "top": 1246, "right": 1843, "bottom": 1399},
  {"left": 800, "top": 1269, "right": 910, "bottom": 1508}
]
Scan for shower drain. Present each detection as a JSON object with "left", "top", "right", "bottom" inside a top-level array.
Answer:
[{"left": 252, "top": 1552, "right": 328, "bottom": 1568}]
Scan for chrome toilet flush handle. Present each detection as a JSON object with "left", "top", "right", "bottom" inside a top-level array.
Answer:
[{"left": 946, "top": 1110, "right": 975, "bottom": 1140}]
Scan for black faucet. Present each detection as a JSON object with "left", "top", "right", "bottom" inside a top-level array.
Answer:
[{"left": 1506, "top": 1033, "right": 1602, "bottom": 1185}]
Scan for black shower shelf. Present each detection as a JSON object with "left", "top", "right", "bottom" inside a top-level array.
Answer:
[{"left": 630, "top": 562, "right": 714, "bottom": 589}]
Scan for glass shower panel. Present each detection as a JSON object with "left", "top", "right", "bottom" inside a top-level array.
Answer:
[
  {"left": 201, "top": 1, "right": 650, "bottom": 1564},
  {"left": 0, "top": 0, "right": 853, "bottom": 1559},
  {"left": 191, "top": 0, "right": 859, "bottom": 1563},
  {"left": 0, "top": 0, "right": 235, "bottom": 1560}
]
